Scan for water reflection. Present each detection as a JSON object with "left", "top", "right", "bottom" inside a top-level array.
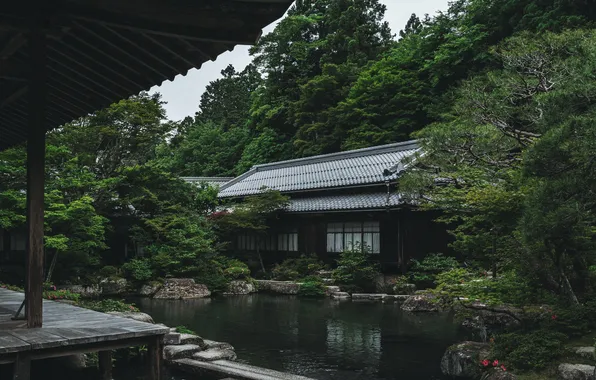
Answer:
[{"left": 134, "top": 295, "right": 462, "bottom": 380}]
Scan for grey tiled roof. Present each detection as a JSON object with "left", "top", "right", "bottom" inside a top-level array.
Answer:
[
  {"left": 287, "top": 193, "right": 402, "bottom": 213},
  {"left": 219, "top": 140, "right": 419, "bottom": 198},
  {"left": 182, "top": 177, "right": 234, "bottom": 188}
]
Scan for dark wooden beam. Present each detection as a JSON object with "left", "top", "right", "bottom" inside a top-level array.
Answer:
[
  {"left": 70, "top": 12, "right": 260, "bottom": 44},
  {"left": 25, "top": 13, "right": 47, "bottom": 329},
  {"left": 98, "top": 350, "right": 112, "bottom": 380},
  {"left": 147, "top": 335, "right": 163, "bottom": 380},
  {"left": 12, "top": 353, "right": 30, "bottom": 380}
]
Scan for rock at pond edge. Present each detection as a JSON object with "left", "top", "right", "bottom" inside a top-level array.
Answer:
[{"left": 440, "top": 341, "right": 490, "bottom": 379}]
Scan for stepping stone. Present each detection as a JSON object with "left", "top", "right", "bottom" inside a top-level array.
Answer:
[
  {"left": 557, "top": 363, "right": 595, "bottom": 380},
  {"left": 572, "top": 346, "right": 595, "bottom": 359},
  {"left": 193, "top": 348, "right": 237, "bottom": 362},
  {"left": 331, "top": 292, "right": 350, "bottom": 299},
  {"left": 163, "top": 344, "right": 202, "bottom": 360},
  {"left": 164, "top": 332, "right": 181, "bottom": 345},
  {"left": 180, "top": 333, "right": 204, "bottom": 346},
  {"left": 203, "top": 339, "right": 234, "bottom": 351},
  {"left": 352, "top": 293, "right": 385, "bottom": 301}
]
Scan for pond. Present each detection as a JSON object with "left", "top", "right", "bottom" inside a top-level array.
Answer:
[{"left": 134, "top": 295, "right": 465, "bottom": 380}]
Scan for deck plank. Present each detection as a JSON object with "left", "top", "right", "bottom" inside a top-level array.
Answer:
[{"left": 0, "top": 289, "right": 168, "bottom": 357}]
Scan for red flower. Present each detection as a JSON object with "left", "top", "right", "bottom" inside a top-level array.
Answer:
[
  {"left": 493, "top": 360, "right": 499, "bottom": 367},
  {"left": 551, "top": 314, "right": 557, "bottom": 320},
  {"left": 500, "top": 365, "right": 507, "bottom": 371},
  {"left": 51, "top": 285, "right": 56, "bottom": 290},
  {"left": 482, "top": 359, "right": 490, "bottom": 367}
]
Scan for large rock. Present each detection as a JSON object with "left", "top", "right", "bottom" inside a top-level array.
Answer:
[
  {"left": 558, "top": 364, "right": 595, "bottom": 380},
  {"left": 58, "top": 284, "right": 101, "bottom": 298},
  {"left": 480, "top": 368, "right": 516, "bottom": 380},
  {"left": 224, "top": 280, "right": 256, "bottom": 295},
  {"left": 440, "top": 341, "right": 490, "bottom": 379},
  {"left": 401, "top": 293, "right": 442, "bottom": 312},
  {"left": 255, "top": 280, "right": 300, "bottom": 295},
  {"left": 100, "top": 277, "right": 128, "bottom": 296},
  {"left": 154, "top": 278, "right": 211, "bottom": 299},
  {"left": 193, "top": 348, "right": 237, "bottom": 362},
  {"left": 458, "top": 303, "right": 522, "bottom": 333},
  {"left": 163, "top": 344, "right": 202, "bottom": 361},
  {"left": 107, "top": 311, "right": 154, "bottom": 324},
  {"left": 139, "top": 282, "right": 162, "bottom": 297}
]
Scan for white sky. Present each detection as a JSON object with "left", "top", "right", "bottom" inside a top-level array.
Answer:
[{"left": 151, "top": 0, "right": 450, "bottom": 121}]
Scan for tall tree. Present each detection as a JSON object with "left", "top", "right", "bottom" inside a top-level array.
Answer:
[{"left": 246, "top": 0, "right": 393, "bottom": 161}]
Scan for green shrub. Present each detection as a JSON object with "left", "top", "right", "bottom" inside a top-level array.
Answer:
[
  {"left": 409, "top": 253, "right": 459, "bottom": 286},
  {"left": 80, "top": 299, "right": 139, "bottom": 312},
  {"left": 98, "top": 265, "right": 120, "bottom": 278},
  {"left": 332, "top": 247, "right": 380, "bottom": 293},
  {"left": 121, "top": 259, "right": 153, "bottom": 282},
  {"left": 271, "top": 254, "right": 325, "bottom": 281},
  {"left": 175, "top": 325, "right": 197, "bottom": 335},
  {"left": 223, "top": 259, "right": 251, "bottom": 280},
  {"left": 298, "top": 277, "right": 326, "bottom": 297},
  {"left": 194, "top": 256, "right": 252, "bottom": 294},
  {"left": 492, "top": 329, "right": 567, "bottom": 370}
]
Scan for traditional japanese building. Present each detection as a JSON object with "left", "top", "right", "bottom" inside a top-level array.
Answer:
[{"left": 215, "top": 140, "right": 451, "bottom": 273}]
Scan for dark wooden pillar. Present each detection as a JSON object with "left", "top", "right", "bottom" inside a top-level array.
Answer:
[
  {"left": 147, "top": 336, "right": 163, "bottom": 380},
  {"left": 12, "top": 354, "right": 31, "bottom": 380},
  {"left": 99, "top": 350, "right": 113, "bottom": 380},
  {"left": 25, "top": 11, "right": 47, "bottom": 328}
]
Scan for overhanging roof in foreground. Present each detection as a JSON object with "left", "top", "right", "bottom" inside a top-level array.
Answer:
[{"left": 0, "top": 0, "right": 293, "bottom": 150}]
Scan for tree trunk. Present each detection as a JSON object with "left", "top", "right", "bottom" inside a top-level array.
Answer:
[
  {"left": 257, "top": 241, "right": 266, "bottom": 274},
  {"left": 561, "top": 270, "right": 579, "bottom": 305}
]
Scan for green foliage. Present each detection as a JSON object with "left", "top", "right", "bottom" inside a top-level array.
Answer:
[
  {"left": 271, "top": 255, "right": 325, "bottom": 281},
  {"left": 194, "top": 257, "right": 252, "bottom": 294},
  {"left": 80, "top": 299, "right": 139, "bottom": 313},
  {"left": 43, "top": 289, "right": 81, "bottom": 302},
  {"left": 175, "top": 326, "right": 197, "bottom": 335},
  {"left": 409, "top": 254, "right": 460, "bottom": 286},
  {"left": 332, "top": 247, "right": 380, "bottom": 293},
  {"left": 98, "top": 266, "right": 120, "bottom": 279},
  {"left": 298, "top": 277, "right": 326, "bottom": 298},
  {"left": 121, "top": 259, "right": 153, "bottom": 282},
  {"left": 434, "top": 269, "right": 543, "bottom": 306},
  {"left": 403, "top": 30, "right": 596, "bottom": 304},
  {"left": 492, "top": 330, "right": 567, "bottom": 370}
]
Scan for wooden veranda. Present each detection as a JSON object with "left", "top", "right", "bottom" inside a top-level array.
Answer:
[{"left": 0, "top": 1, "right": 292, "bottom": 378}]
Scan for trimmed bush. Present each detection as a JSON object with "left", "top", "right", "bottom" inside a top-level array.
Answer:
[
  {"left": 271, "top": 254, "right": 325, "bottom": 281},
  {"left": 121, "top": 259, "right": 153, "bottom": 282},
  {"left": 332, "top": 247, "right": 380, "bottom": 293}
]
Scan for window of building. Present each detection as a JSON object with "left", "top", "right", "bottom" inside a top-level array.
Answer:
[
  {"left": 326, "top": 221, "right": 380, "bottom": 254},
  {"left": 10, "top": 232, "right": 26, "bottom": 251},
  {"left": 277, "top": 230, "right": 298, "bottom": 252},
  {"left": 237, "top": 230, "right": 298, "bottom": 252}
]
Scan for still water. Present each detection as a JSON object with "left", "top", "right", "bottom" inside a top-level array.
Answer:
[{"left": 135, "top": 295, "right": 463, "bottom": 380}]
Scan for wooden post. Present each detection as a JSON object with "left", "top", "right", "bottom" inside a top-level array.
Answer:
[
  {"left": 98, "top": 350, "right": 113, "bottom": 380},
  {"left": 25, "top": 10, "right": 47, "bottom": 328},
  {"left": 12, "top": 354, "right": 31, "bottom": 380},
  {"left": 147, "top": 336, "right": 163, "bottom": 380}
]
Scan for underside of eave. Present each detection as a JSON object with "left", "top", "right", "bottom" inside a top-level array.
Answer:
[{"left": 0, "top": 0, "right": 292, "bottom": 150}]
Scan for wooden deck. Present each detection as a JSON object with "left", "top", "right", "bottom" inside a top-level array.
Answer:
[{"left": 0, "top": 289, "right": 167, "bottom": 379}]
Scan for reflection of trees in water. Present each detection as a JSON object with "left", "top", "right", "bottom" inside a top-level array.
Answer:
[{"left": 326, "top": 319, "right": 381, "bottom": 369}]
